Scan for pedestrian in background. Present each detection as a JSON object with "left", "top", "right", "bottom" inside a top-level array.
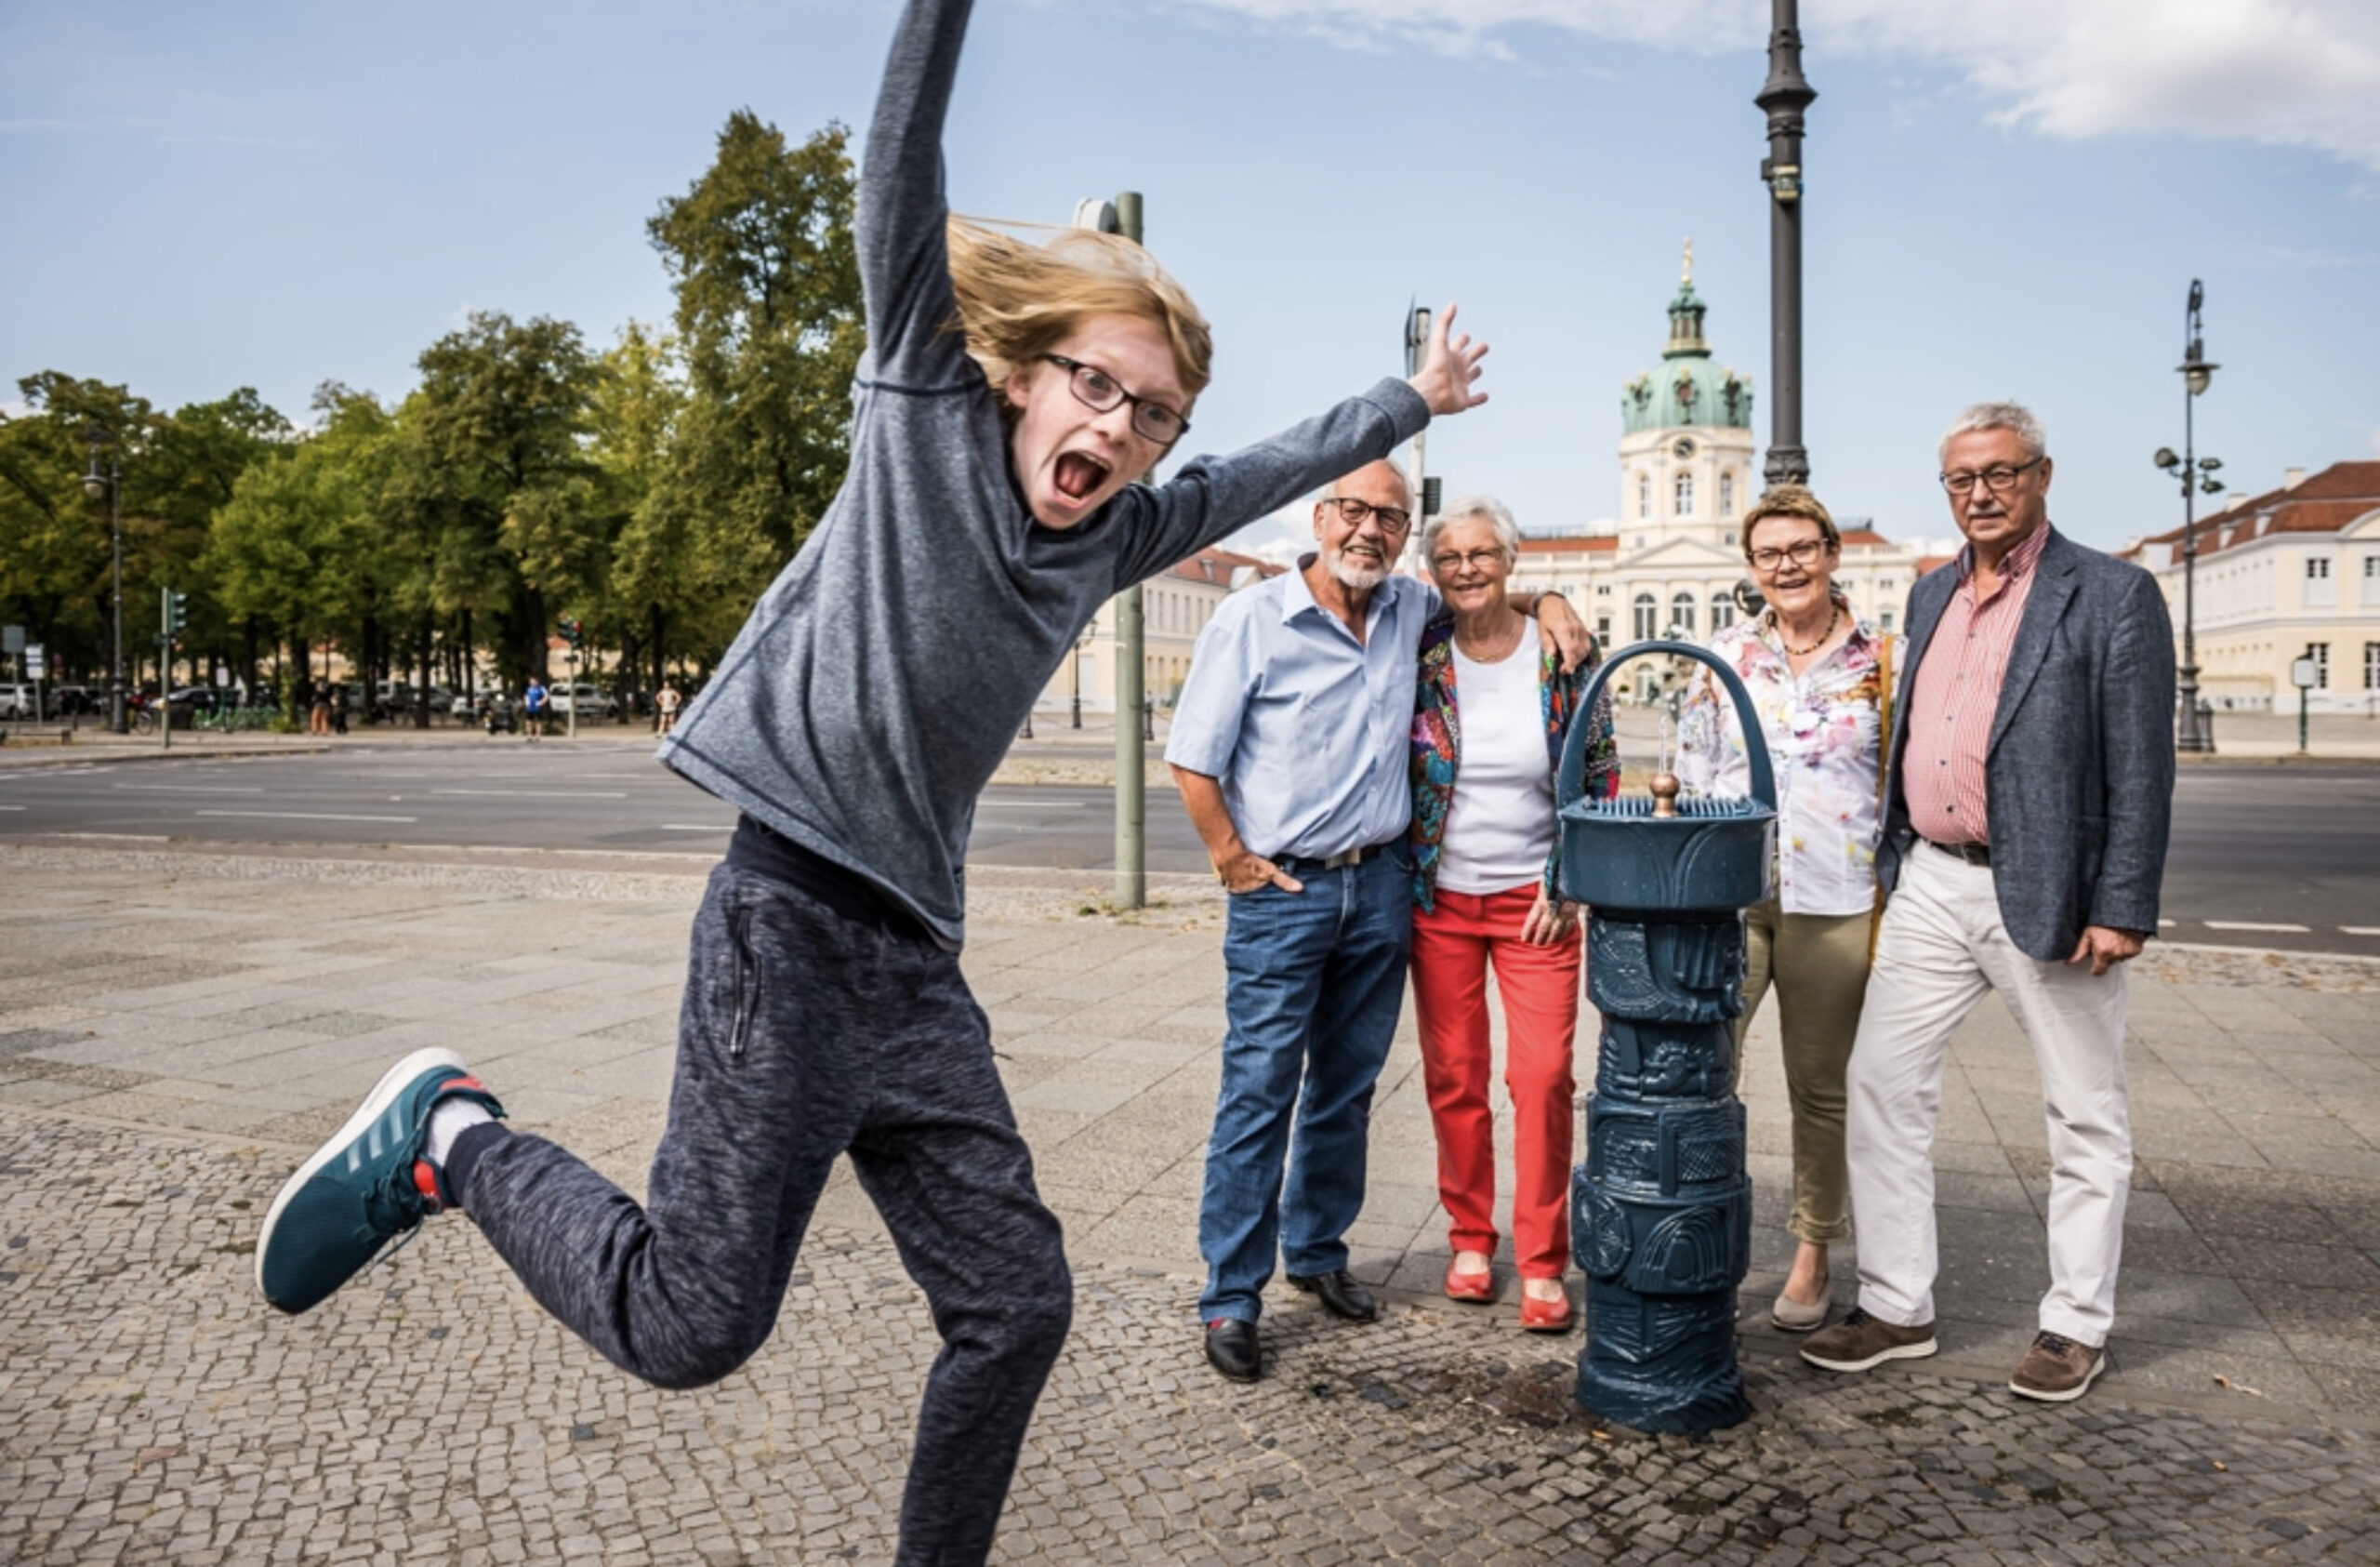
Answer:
[
  {"left": 522, "top": 676, "right": 547, "bottom": 742},
  {"left": 656, "top": 681, "right": 681, "bottom": 737},
  {"left": 1406, "top": 495, "right": 1614, "bottom": 1334},
  {"left": 1800, "top": 402, "right": 2175, "bottom": 1404},
  {"left": 1677, "top": 484, "right": 1884, "bottom": 1333}
]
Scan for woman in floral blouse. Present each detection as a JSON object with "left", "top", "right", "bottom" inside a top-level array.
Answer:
[
  {"left": 1677, "top": 485, "right": 1886, "bottom": 1334},
  {"left": 1408, "top": 497, "right": 1616, "bottom": 1332}
]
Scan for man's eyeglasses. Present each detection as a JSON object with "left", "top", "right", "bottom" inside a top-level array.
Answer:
[
  {"left": 1429, "top": 548, "right": 1508, "bottom": 576},
  {"left": 1039, "top": 354, "right": 1189, "bottom": 445},
  {"left": 1322, "top": 497, "right": 1413, "bottom": 536},
  {"left": 1938, "top": 458, "right": 2043, "bottom": 496},
  {"left": 1747, "top": 538, "right": 1831, "bottom": 574}
]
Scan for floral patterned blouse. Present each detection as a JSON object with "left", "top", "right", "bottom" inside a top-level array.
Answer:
[{"left": 1675, "top": 601, "right": 1886, "bottom": 917}]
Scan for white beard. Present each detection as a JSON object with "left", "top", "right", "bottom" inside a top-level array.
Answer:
[{"left": 1327, "top": 548, "right": 1389, "bottom": 592}]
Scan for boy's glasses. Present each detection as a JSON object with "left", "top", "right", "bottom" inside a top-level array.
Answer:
[{"left": 1041, "top": 354, "right": 1189, "bottom": 445}]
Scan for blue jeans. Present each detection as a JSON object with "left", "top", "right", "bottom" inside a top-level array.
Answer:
[{"left": 1197, "top": 848, "right": 1414, "bottom": 1322}]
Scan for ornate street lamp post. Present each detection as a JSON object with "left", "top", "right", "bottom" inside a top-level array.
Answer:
[
  {"left": 1756, "top": 0, "right": 1816, "bottom": 487},
  {"left": 81, "top": 432, "right": 128, "bottom": 735},
  {"left": 2155, "top": 280, "right": 2225, "bottom": 753}
]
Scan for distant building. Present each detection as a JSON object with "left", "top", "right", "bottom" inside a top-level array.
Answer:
[
  {"left": 1042, "top": 545, "right": 1282, "bottom": 715},
  {"left": 2115, "top": 460, "right": 2380, "bottom": 713},
  {"left": 1501, "top": 256, "right": 1949, "bottom": 701}
]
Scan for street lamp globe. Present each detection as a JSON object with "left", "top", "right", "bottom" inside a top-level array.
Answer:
[{"left": 82, "top": 469, "right": 106, "bottom": 500}]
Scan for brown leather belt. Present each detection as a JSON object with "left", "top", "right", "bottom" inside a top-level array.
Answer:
[{"left": 1927, "top": 838, "right": 1992, "bottom": 867}]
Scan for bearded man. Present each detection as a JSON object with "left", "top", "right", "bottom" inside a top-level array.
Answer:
[{"left": 1168, "top": 458, "right": 1585, "bottom": 1382}]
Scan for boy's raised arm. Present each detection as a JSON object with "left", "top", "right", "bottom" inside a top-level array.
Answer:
[{"left": 856, "top": 0, "right": 974, "bottom": 375}]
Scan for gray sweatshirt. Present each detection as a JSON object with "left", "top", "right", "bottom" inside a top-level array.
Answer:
[{"left": 657, "top": 0, "right": 1430, "bottom": 948}]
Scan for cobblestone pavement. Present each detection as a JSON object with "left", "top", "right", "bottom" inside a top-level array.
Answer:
[
  {"left": 5, "top": 844, "right": 2380, "bottom": 1562},
  {"left": 5, "top": 1115, "right": 2377, "bottom": 1566}
]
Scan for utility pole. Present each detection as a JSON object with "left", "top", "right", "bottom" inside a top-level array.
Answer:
[
  {"left": 1404, "top": 303, "right": 1432, "bottom": 556},
  {"left": 1111, "top": 191, "right": 1148, "bottom": 910},
  {"left": 1757, "top": 0, "right": 1816, "bottom": 486}
]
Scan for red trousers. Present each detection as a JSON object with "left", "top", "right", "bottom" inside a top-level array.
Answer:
[{"left": 1409, "top": 883, "right": 1583, "bottom": 1278}]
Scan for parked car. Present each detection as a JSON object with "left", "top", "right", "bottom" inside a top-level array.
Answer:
[
  {"left": 0, "top": 684, "right": 39, "bottom": 720},
  {"left": 48, "top": 685, "right": 99, "bottom": 716},
  {"left": 546, "top": 683, "right": 618, "bottom": 720}
]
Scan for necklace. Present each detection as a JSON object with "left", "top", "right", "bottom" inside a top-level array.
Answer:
[{"left": 1778, "top": 603, "right": 1842, "bottom": 658}]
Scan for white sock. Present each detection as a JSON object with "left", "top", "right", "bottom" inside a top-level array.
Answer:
[{"left": 424, "top": 1096, "right": 494, "bottom": 1166}]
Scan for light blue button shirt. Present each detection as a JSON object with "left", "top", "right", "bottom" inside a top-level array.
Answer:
[{"left": 1166, "top": 557, "right": 1437, "bottom": 862}]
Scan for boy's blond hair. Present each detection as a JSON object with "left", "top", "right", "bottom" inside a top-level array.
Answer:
[{"left": 946, "top": 219, "right": 1213, "bottom": 405}]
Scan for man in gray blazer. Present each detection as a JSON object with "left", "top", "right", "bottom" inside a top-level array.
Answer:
[{"left": 1800, "top": 400, "right": 2175, "bottom": 1403}]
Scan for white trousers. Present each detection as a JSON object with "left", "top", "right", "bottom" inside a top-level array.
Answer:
[{"left": 1845, "top": 842, "right": 2133, "bottom": 1346}]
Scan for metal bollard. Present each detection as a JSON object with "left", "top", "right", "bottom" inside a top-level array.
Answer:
[{"left": 1556, "top": 640, "right": 1778, "bottom": 1434}]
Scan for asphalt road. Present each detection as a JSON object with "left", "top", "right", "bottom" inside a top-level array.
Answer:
[{"left": 0, "top": 746, "right": 2373, "bottom": 956}]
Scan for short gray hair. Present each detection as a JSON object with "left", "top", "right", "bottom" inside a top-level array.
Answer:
[
  {"left": 1421, "top": 494, "right": 1519, "bottom": 571},
  {"left": 1939, "top": 401, "right": 2047, "bottom": 466}
]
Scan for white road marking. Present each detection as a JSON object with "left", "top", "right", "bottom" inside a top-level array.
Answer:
[
  {"left": 0, "top": 804, "right": 22, "bottom": 811},
  {"left": 431, "top": 790, "right": 630, "bottom": 800},
  {"left": 659, "top": 823, "right": 732, "bottom": 832},
  {"left": 2202, "top": 921, "right": 2311, "bottom": 933},
  {"left": 194, "top": 810, "right": 419, "bottom": 824},
  {"left": 2343, "top": 926, "right": 2380, "bottom": 937},
  {"left": 110, "top": 784, "right": 268, "bottom": 793}
]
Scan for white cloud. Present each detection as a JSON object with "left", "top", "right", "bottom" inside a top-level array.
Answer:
[
  {"left": 2368, "top": 426, "right": 2380, "bottom": 458},
  {"left": 1174, "top": 0, "right": 2380, "bottom": 172}
]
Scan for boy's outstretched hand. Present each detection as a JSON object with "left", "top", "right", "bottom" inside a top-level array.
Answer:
[{"left": 1408, "top": 301, "right": 1489, "bottom": 418}]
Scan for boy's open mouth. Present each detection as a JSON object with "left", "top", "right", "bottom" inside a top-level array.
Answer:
[{"left": 1054, "top": 452, "right": 1111, "bottom": 502}]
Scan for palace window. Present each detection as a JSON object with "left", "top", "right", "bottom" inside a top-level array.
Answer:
[
  {"left": 2308, "top": 643, "right": 2331, "bottom": 689},
  {"left": 1671, "top": 591, "right": 1698, "bottom": 636},
  {"left": 1710, "top": 592, "right": 1736, "bottom": 631},
  {"left": 1719, "top": 472, "right": 1735, "bottom": 517},
  {"left": 1674, "top": 472, "right": 1695, "bottom": 517},
  {"left": 1636, "top": 474, "right": 1651, "bottom": 519},
  {"left": 2307, "top": 555, "right": 2336, "bottom": 607},
  {"left": 1633, "top": 592, "right": 1659, "bottom": 642},
  {"left": 2366, "top": 643, "right": 2380, "bottom": 690},
  {"left": 2363, "top": 556, "right": 2380, "bottom": 605}
]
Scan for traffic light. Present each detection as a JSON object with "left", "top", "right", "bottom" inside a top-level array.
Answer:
[
  {"left": 558, "top": 617, "right": 583, "bottom": 647},
  {"left": 164, "top": 590, "right": 189, "bottom": 643}
]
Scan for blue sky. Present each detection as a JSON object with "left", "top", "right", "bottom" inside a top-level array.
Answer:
[{"left": 4, "top": 0, "right": 2375, "bottom": 563}]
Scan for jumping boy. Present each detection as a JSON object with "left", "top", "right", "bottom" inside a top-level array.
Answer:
[{"left": 257, "top": 1, "right": 1496, "bottom": 1560}]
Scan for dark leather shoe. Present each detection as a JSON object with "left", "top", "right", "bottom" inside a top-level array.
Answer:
[
  {"left": 1204, "top": 1318, "right": 1261, "bottom": 1383},
  {"left": 1288, "top": 1268, "right": 1380, "bottom": 1322}
]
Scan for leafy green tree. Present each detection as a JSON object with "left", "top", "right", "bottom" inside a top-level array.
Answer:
[
  {"left": 648, "top": 113, "right": 865, "bottom": 616},
  {"left": 400, "top": 311, "right": 602, "bottom": 699},
  {"left": 0, "top": 375, "right": 158, "bottom": 691},
  {"left": 205, "top": 385, "right": 394, "bottom": 718}
]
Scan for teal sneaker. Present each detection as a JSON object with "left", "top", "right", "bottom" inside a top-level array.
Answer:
[{"left": 257, "top": 1048, "right": 505, "bottom": 1314}]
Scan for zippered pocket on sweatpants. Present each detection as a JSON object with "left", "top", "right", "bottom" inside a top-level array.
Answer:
[{"left": 727, "top": 904, "right": 760, "bottom": 1061}]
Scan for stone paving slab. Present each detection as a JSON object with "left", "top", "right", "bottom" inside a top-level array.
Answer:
[{"left": 5, "top": 842, "right": 2380, "bottom": 1560}]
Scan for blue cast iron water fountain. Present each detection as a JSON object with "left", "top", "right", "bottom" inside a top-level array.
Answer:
[{"left": 1555, "top": 641, "right": 1778, "bottom": 1434}]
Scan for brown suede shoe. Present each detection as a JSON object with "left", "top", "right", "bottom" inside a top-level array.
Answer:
[
  {"left": 2009, "top": 1331, "right": 2105, "bottom": 1402},
  {"left": 1799, "top": 1307, "right": 1938, "bottom": 1373}
]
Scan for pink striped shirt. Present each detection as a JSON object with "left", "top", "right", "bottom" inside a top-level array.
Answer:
[{"left": 1901, "top": 523, "right": 2052, "bottom": 845}]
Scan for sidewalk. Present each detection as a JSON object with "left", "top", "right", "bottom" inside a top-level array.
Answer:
[{"left": 3, "top": 843, "right": 2378, "bottom": 1561}]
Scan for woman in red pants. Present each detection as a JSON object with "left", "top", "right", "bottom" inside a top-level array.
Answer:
[{"left": 1408, "top": 496, "right": 1615, "bottom": 1330}]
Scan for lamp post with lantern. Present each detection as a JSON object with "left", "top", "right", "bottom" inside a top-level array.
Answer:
[
  {"left": 2154, "top": 280, "right": 2226, "bottom": 753},
  {"left": 80, "top": 431, "right": 128, "bottom": 735}
]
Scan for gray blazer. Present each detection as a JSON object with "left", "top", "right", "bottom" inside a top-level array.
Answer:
[{"left": 1878, "top": 526, "right": 2176, "bottom": 963}]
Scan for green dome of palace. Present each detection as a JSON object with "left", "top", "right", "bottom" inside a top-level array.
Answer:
[{"left": 1621, "top": 279, "right": 1755, "bottom": 433}]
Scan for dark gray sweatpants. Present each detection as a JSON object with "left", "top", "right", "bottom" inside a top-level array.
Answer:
[{"left": 454, "top": 862, "right": 1073, "bottom": 1567}]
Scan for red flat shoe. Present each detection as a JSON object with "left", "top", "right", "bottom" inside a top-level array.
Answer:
[
  {"left": 1444, "top": 1260, "right": 1497, "bottom": 1303},
  {"left": 1519, "top": 1290, "right": 1573, "bottom": 1333}
]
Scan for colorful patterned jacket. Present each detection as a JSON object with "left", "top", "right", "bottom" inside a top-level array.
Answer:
[{"left": 1408, "top": 612, "right": 1618, "bottom": 911}]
